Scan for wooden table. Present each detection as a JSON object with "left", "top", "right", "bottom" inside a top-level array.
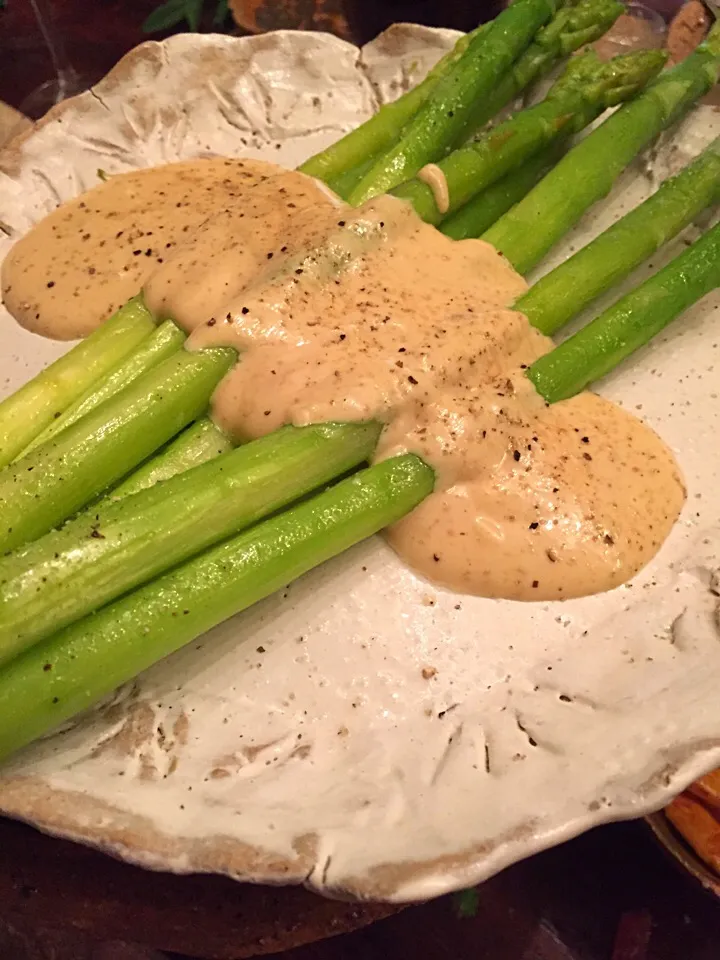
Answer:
[
  {"left": 3, "top": 815, "right": 720, "bottom": 959},
  {"left": 2, "top": 1, "right": 720, "bottom": 957}
]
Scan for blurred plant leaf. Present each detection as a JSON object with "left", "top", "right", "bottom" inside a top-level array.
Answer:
[
  {"left": 142, "top": 0, "right": 189, "bottom": 33},
  {"left": 213, "top": 0, "right": 230, "bottom": 27},
  {"left": 143, "top": 0, "right": 231, "bottom": 33},
  {"left": 184, "top": 0, "right": 204, "bottom": 30},
  {"left": 454, "top": 887, "right": 480, "bottom": 919}
]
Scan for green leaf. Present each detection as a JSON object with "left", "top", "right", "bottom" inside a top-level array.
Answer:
[
  {"left": 142, "top": 0, "right": 190, "bottom": 33},
  {"left": 184, "top": 0, "right": 205, "bottom": 31},
  {"left": 213, "top": 0, "right": 229, "bottom": 27},
  {"left": 454, "top": 887, "right": 480, "bottom": 919}
]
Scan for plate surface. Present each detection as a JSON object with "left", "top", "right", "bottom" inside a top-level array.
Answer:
[{"left": 1, "top": 27, "right": 720, "bottom": 903}]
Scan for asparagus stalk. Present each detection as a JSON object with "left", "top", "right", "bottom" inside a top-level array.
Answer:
[
  {"left": 108, "top": 418, "right": 232, "bottom": 500},
  {"left": 326, "top": 155, "right": 377, "bottom": 201},
  {"left": 528, "top": 218, "right": 720, "bottom": 402},
  {"left": 0, "top": 422, "right": 380, "bottom": 658},
  {"left": 389, "top": 50, "right": 666, "bottom": 226},
  {"left": 516, "top": 136, "right": 720, "bottom": 334},
  {"left": 347, "top": 0, "right": 559, "bottom": 205},
  {"left": 439, "top": 140, "right": 568, "bottom": 240},
  {"left": 0, "top": 297, "right": 154, "bottom": 470},
  {"left": 483, "top": 21, "right": 720, "bottom": 274},
  {"left": 0, "top": 346, "right": 235, "bottom": 553},
  {"left": 460, "top": 0, "right": 624, "bottom": 142},
  {"left": 297, "top": 26, "right": 486, "bottom": 183},
  {"left": 0, "top": 455, "right": 434, "bottom": 762},
  {"left": 326, "top": 0, "right": 623, "bottom": 202},
  {"left": 23, "top": 318, "right": 187, "bottom": 454}
]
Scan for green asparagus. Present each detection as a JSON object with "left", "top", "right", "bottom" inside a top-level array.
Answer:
[
  {"left": 0, "top": 297, "right": 154, "bottom": 470},
  {"left": 389, "top": 50, "right": 666, "bottom": 225},
  {"left": 484, "top": 21, "right": 720, "bottom": 273},
  {"left": 0, "top": 422, "right": 380, "bottom": 657},
  {"left": 324, "top": 0, "right": 623, "bottom": 201},
  {"left": 0, "top": 346, "right": 235, "bottom": 553},
  {"left": 516, "top": 135, "right": 720, "bottom": 334},
  {"left": 0, "top": 455, "right": 434, "bottom": 762},
  {"left": 528, "top": 218, "right": 720, "bottom": 402},
  {"left": 347, "top": 0, "right": 558, "bottom": 204},
  {"left": 297, "top": 26, "right": 485, "bottom": 183},
  {"left": 439, "top": 140, "right": 568, "bottom": 240},
  {"left": 23, "top": 318, "right": 187, "bottom": 455},
  {"left": 460, "top": 0, "right": 623, "bottom": 141},
  {"left": 108, "top": 418, "right": 232, "bottom": 500}
]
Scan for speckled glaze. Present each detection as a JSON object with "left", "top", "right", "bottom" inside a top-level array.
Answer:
[{"left": 0, "top": 27, "right": 719, "bottom": 903}]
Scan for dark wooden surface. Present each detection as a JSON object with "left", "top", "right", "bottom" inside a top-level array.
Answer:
[
  {"left": 2, "top": 1, "right": 720, "bottom": 957},
  {"left": 3, "top": 814, "right": 720, "bottom": 959}
]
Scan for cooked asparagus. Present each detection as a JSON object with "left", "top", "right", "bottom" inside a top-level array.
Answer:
[
  {"left": 0, "top": 455, "right": 434, "bottom": 762},
  {"left": 516, "top": 135, "right": 720, "bottom": 334},
  {"left": 527, "top": 217, "right": 720, "bottom": 401},
  {"left": 0, "top": 422, "right": 380, "bottom": 657},
  {"left": 390, "top": 49, "right": 665, "bottom": 225},
  {"left": 0, "top": 347, "right": 235, "bottom": 553},
  {"left": 324, "top": 0, "right": 623, "bottom": 201},
  {"left": 0, "top": 297, "right": 154, "bottom": 470},
  {"left": 346, "top": 0, "right": 559, "bottom": 203},
  {"left": 484, "top": 21, "right": 720, "bottom": 273}
]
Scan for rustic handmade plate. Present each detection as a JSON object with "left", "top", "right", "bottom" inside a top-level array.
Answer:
[{"left": 1, "top": 27, "right": 720, "bottom": 904}]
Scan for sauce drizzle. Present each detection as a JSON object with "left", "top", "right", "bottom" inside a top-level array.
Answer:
[{"left": 1, "top": 158, "right": 686, "bottom": 600}]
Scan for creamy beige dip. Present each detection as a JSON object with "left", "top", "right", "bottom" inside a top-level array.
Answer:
[
  {"left": 1, "top": 158, "right": 685, "bottom": 601},
  {"left": 1, "top": 158, "right": 315, "bottom": 340}
]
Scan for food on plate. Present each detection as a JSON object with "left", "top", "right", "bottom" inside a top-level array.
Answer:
[{"left": 0, "top": 5, "right": 719, "bottom": 763}]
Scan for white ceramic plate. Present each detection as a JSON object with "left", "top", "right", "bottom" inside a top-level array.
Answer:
[{"left": 1, "top": 27, "right": 720, "bottom": 904}]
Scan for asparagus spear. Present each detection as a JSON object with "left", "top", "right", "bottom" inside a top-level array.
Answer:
[
  {"left": 484, "top": 21, "right": 720, "bottom": 273},
  {"left": 439, "top": 140, "right": 568, "bottom": 240},
  {"left": 347, "top": 0, "right": 559, "bottom": 205},
  {"left": 0, "top": 455, "right": 434, "bottom": 762},
  {"left": 516, "top": 136, "right": 720, "bottom": 334},
  {"left": 460, "top": 0, "right": 623, "bottom": 143},
  {"left": 0, "top": 346, "right": 235, "bottom": 553},
  {"left": 528, "top": 218, "right": 720, "bottom": 402},
  {"left": 0, "top": 422, "right": 380, "bottom": 658},
  {"left": 297, "top": 26, "right": 486, "bottom": 183},
  {"left": 389, "top": 50, "right": 666, "bottom": 226},
  {"left": 23, "top": 318, "right": 187, "bottom": 454},
  {"left": 0, "top": 297, "right": 154, "bottom": 470},
  {"left": 325, "top": 0, "right": 623, "bottom": 201},
  {"left": 108, "top": 418, "right": 232, "bottom": 500}
]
